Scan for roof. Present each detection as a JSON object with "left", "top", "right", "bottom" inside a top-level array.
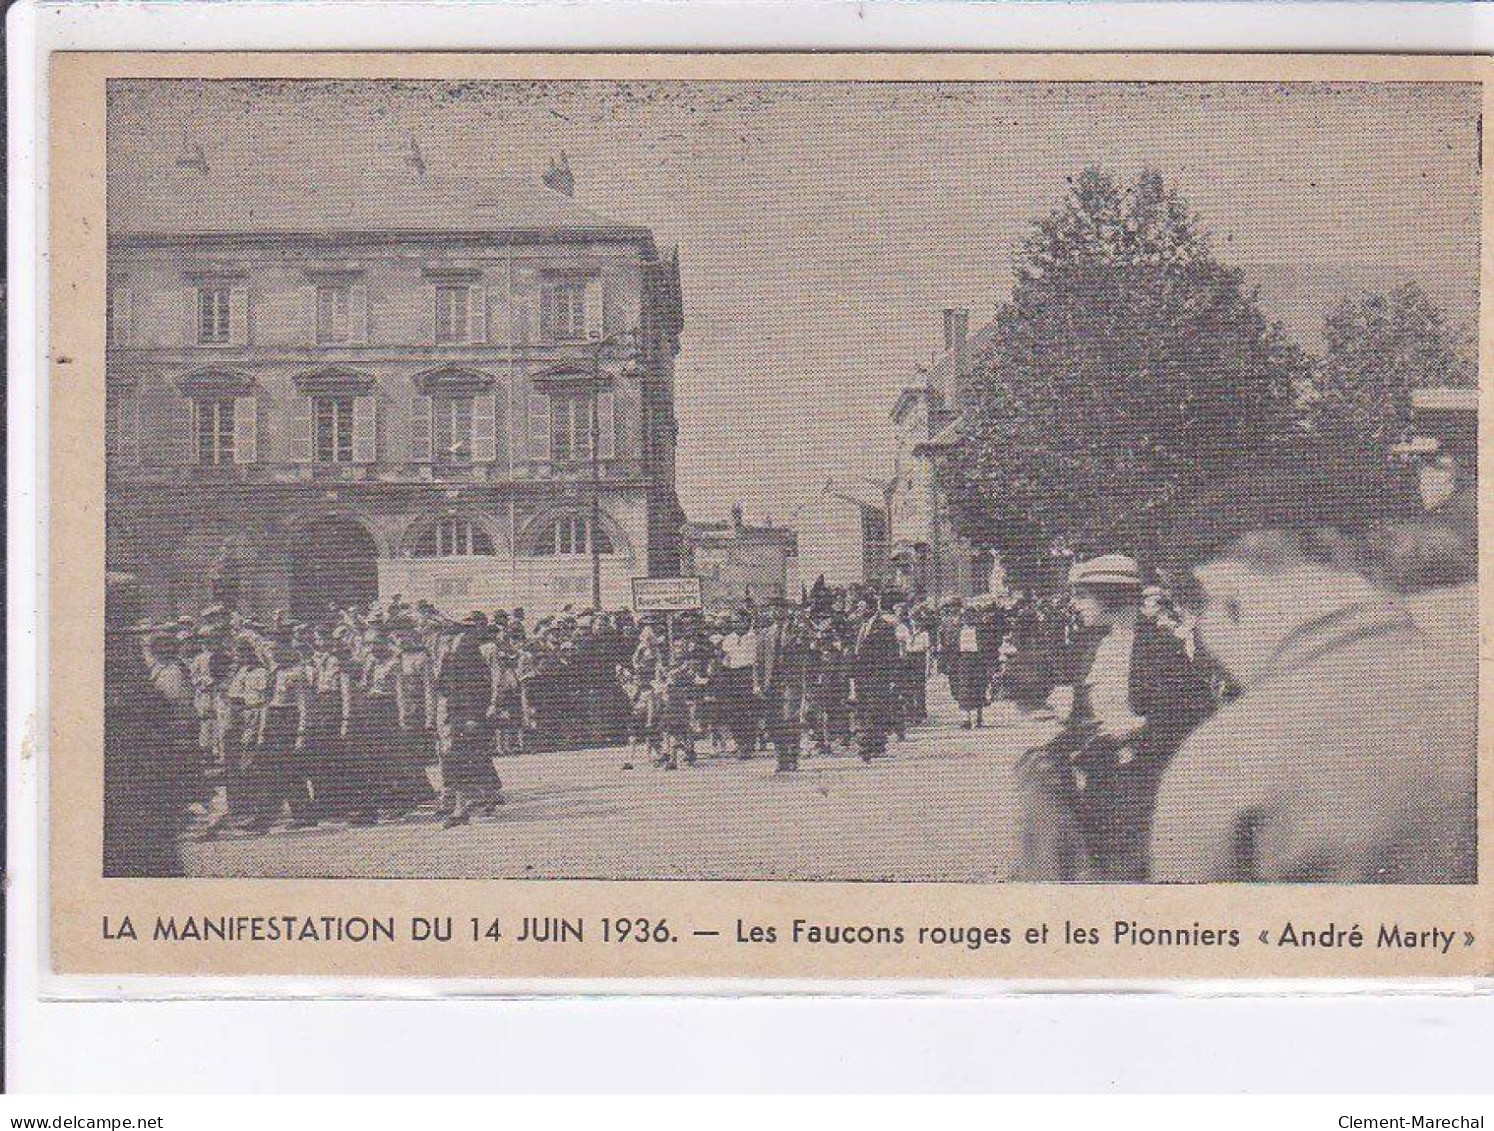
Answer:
[
  {"left": 109, "top": 159, "right": 647, "bottom": 244},
  {"left": 890, "top": 386, "right": 934, "bottom": 424},
  {"left": 681, "top": 519, "right": 797, "bottom": 548},
  {"left": 1411, "top": 387, "right": 1478, "bottom": 413},
  {"left": 918, "top": 316, "right": 1001, "bottom": 398},
  {"left": 822, "top": 476, "right": 890, "bottom": 513},
  {"left": 917, "top": 412, "right": 965, "bottom": 453}
]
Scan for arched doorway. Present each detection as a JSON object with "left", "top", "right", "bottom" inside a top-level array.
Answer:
[{"left": 289, "top": 513, "right": 380, "bottom": 623}]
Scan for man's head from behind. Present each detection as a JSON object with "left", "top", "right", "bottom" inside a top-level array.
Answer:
[{"left": 1162, "top": 451, "right": 1417, "bottom": 688}]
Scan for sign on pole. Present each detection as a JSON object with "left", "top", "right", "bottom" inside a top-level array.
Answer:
[{"left": 631, "top": 576, "right": 703, "bottom": 613}]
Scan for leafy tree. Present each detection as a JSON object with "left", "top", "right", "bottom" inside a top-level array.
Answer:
[
  {"left": 939, "top": 167, "right": 1310, "bottom": 585},
  {"left": 1310, "top": 281, "right": 1475, "bottom": 459}
]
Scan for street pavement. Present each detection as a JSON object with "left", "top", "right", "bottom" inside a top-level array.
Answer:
[{"left": 180, "top": 685, "right": 1062, "bottom": 881}]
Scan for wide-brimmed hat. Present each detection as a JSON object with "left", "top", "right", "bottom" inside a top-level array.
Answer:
[{"left": 1068, "top": 554, "right": 1142, "bottom": 589}]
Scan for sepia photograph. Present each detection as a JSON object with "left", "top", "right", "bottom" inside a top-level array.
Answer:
[
  {"left": 97, "top": 74, "right": 1479, "bottom": 887},
  {"left": 14, "top": 0, "right": 1494, "bottom": 1096}
]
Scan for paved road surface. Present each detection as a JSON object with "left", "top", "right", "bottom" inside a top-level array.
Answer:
[{"left": 181, "top": 688, "right": 1061, "bottom": 881}]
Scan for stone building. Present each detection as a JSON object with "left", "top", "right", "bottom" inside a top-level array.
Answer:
[
  {"left": 680, "top": 505, "right": 798, "bottom": 612},
  {"left": 792, "top": 478, "right": 890, "bottom": 591},
  {"left": 886, "top": 308, "right": 995, "bottom": 603},
  {"left": 105, "top": 144, "right": 684, "bottom": 621}
]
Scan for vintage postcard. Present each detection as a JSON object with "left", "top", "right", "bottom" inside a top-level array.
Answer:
[{"left": 45, "top": 51, "right": 1492, "bottom": 982}]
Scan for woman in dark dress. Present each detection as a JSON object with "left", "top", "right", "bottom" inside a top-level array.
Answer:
[
  {"left": 305, "top": 629, "right": 355, "bottom": 820},
  {"left": 355, "top": 632, "right": 433, "bottom": 823},
  {"left": 487, "top": 637, "right": 525, "bottom": 758},
  {"left": 435, "top": 619, "right": 504, "bottom": 827},
  {"left": 951, "top": 607, "right": 990, "bottom": 728}
]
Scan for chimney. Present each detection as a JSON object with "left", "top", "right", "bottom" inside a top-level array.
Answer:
[
  {"left": 937, "top": 308, "right": 970, "bottom": 406},
  {"left": 731, "top": 503, "right": 744, "bottom": 531},
  {"left": 543, "top": 152, "right": 575, "bottom": 197},
  {"left": 405, "top": 135, "right": 427, "bottom": 177},
  {"left": 174, "top": 129, "right": 210, "bottom": 175}
]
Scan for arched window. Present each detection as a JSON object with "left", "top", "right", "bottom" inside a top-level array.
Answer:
[
  {"left": 529, "top": 513, "right": 614, "bottom": 557},
  {"left": 412, "top": 516, "right": 495, "bottom": 558}
]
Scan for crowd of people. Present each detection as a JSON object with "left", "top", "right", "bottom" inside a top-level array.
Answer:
[
  {"left": 102, "top": 567, "right": 1211, "bottom": 868},
  {"left": 104, "top": 470, "right": 1476, "bottom": 887}
]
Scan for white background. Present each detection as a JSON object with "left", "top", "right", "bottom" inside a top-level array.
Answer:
[{"left": 9, "top": 0, "right": 1494, "bottom": 1093}]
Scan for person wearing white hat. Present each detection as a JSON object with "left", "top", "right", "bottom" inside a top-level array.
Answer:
[
  {"left": 1067, "top": 553, "right": 1143, "bottom": 590},
  {"left": 1014, "top": 552, "right": 1212, "bottom": 881}
]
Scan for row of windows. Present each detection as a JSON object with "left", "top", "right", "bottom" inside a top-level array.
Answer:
[
  {"left": 116, "top": 389, "right": 619, "bottom": 468},
  {"left": 108, "top": 510, "right": 613, "bottom": 564},
  {"left": 107, "top": 278, "right": 599, "bottom": 348},
  {"left": 409, "top": 514, "right": 614, "bottom": 559}
]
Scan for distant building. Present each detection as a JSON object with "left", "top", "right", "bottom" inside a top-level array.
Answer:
[
  {"left": 886, "top": 308, "right": 996, "bottom": 602},
  {"left": 106, "top": 139, "right": 685, "bottom": 621},
  {"left": 792, "top": 478, "right": 890, "bottom": 590},
  {"left": 680, "top": 505, "right": 798, "bottom": 612}
]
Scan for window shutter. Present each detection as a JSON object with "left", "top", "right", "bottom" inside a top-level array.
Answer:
[
  {"left": 513, "top": 288, "right": 537, "bottom": 347},
  {"left": 472, "top": 392, "right": 498, "bottom": 463},
  {"left": 585, "top": 279, "right": 603, "bottom": 340},
  {"left": 469, "top": 284, "right": 487, "bottom": 345},
  {"left": 352, "top": 395, "right": 378, "bottom": 464},
  {"left": 419, "top": 284, "right": 438, "bottom": 345},
  {"left": 349, "top": 281, "right": 370, "bottom": 345},
  {"left": 614, "top": 381, "right": 640, "bottom": 461},
  {"left": 528, "top": 393, "right": 551, "bottom": 461},
  {"left": 596, "top": 390, "right": 616, "bottom": 461},
  {"left": 538, "top": 285, "right": 556, "bottom": 342},
  {"left": 183, "top": 287, "right": 201, "bottom": 346},
  {"left": 229, "top": 285, "right": 249, "bottom": 346},
  {"left": 409, "top": 394, "right": 433, "bottom": 462},
  {"left": 303, "top": 286, "right": 319, "bottom": 345},
  {"left": 232, "top": 396, "right": 258, "bottom": 464},
  {"left": 177, "top": 397, "right": 199, "bottom": 465},
  {"left": 288, "top": 396, "right": 314, "bottom": 463},
  {"left": 503, "top": 383, "right": 516, "bottom": 473}
]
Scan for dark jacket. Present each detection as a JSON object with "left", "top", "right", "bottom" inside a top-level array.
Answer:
[
  {"left": 1067, "top": 619, "right": 1214, "bottom": 761},
  {"left": 850, "top": 615, "right": 901, "bottom": 695}
]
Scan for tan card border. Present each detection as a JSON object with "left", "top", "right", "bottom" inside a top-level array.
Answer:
[{"left": 45, "top": 50, "right": 1494, "bottom": 981}]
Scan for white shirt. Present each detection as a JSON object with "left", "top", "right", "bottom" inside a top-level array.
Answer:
[
  {"left": 1086, "top": 625, "right": 1146, "bottom": 738},
  {"left": 721, "top": 629, "right": 759, "bottom": 669},
  {"left": 958, "top": 626, "right": 979, "bottom": 653}
]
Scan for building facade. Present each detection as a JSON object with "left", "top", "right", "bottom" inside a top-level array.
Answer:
[
  {"left": 886, "top": 308, "right": 995, "bottom": 603},
  {"left": 106, "top": 153, "right": 684, "bottom": 622},
  {"left": 680, "top": 506, "right": 798, "bottom": 612},
  {"left": 792, "top": 479, "right": 890, "bottom": 590}
]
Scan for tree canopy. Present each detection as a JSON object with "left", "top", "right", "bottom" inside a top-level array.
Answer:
[
  {"left": 1309, "top": 281, "right": 1475, "bottom": 461},
  {"left": 939, "top": 167, "right": 1311, "bottom": 584}
]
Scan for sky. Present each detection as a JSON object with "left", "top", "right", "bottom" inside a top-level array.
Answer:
[{"left": 109, "top": 79, "right": 1481, "bottom": 522}]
